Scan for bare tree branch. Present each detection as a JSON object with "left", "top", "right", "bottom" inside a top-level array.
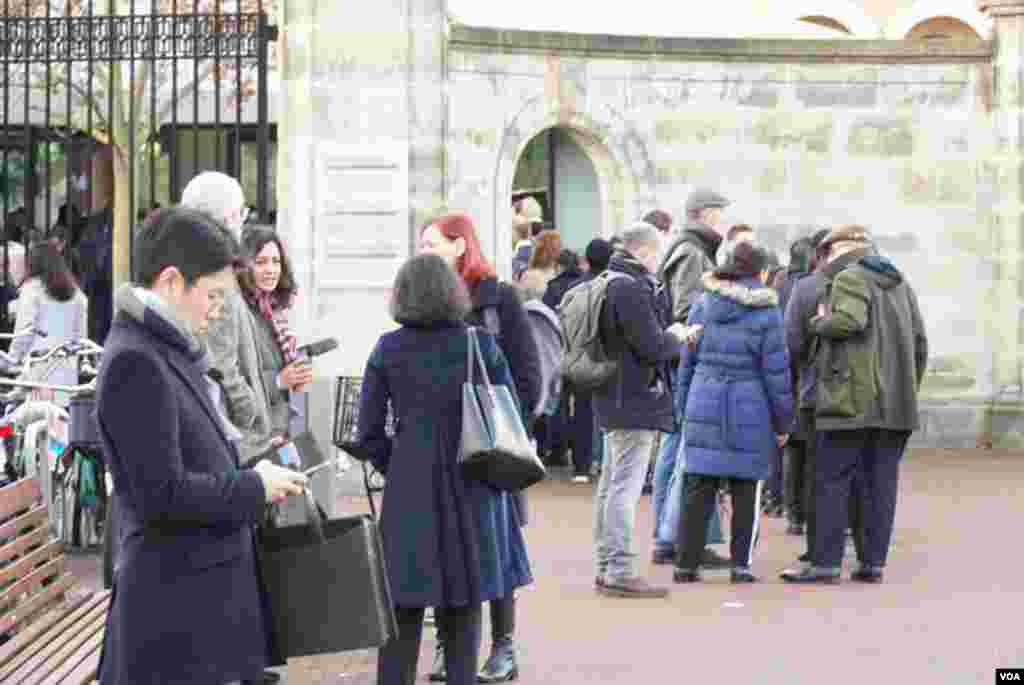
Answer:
[{"left": 155, "top": 60, "right": 217, "bottom": 123}]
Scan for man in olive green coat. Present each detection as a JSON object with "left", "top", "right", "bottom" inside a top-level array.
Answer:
[{"left": 782, "top": 225, "right": 928, "bottom": 585}]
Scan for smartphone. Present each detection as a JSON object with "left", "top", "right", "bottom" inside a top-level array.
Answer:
[
  {"left": 276, "top": 442, "right": 302, "bottom": 469},
  {"left": 302, "top": 458, "right": 340, "bottom": 477}
]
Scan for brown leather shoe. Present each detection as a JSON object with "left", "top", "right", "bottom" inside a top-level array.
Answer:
[{"left": 598, "top": 576, "right": 669, "bottom": 598}]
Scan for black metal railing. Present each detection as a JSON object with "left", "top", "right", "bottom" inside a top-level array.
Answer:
[{"left": 0, "top": 0, "right": 275, "bottom": 338}]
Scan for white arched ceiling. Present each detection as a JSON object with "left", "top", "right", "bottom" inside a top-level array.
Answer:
[{"left": 886, "top": 0, "right": 991, "bottom": 39}]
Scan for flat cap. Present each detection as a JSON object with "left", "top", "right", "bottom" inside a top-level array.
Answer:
[
  {"left": 685, "top": 188, "right": 730, "bottom": 213},
  {"left": 820, "top": 225, "right": 872, "bottom": 249}
]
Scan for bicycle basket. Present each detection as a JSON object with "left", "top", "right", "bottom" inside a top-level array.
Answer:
[
  {"left": 332, "top": 376, "right": 394, "bottom": 450},
  {"left": 69, "top": 392, "right": 100, "bottom": 446}
]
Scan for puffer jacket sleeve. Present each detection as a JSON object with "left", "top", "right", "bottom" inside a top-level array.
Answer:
[
  {"left": 674, "top": 299, "right": 706, "bottom": 420},
  {"left": 497, "top": 283, "right": 542, "bottom": 417},
  {"left": 758, "top": 309, "right": 795, "bottom": 435},
  {"left": 355, "top": 339, "right": 393, "bottom": 475}
]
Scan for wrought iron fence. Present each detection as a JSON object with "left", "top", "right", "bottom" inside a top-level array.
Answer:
[{"left": 0, "top": 0, "right": 275, "bottom": 334}]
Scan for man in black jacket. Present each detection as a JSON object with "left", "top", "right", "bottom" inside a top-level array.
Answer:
[
  {"left": 783, "top": 226, "right": 928, "bottom": 584},
  {"left": 593, "top": 222, "right": 686, "bottom": 599}
]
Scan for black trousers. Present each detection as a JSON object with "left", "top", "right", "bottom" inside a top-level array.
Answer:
[
  {"left": 378, "top": 604, "right": 482, "bottom": 685},
  {"left": 784, "top": 438, "right": 810, "bottom": 524},
  {"left": 569, "top": 390, "right": 596, "bottom": 477},
  {"left": 814, "top": 428, "right": 910, "bottom": 569},
  {"left": 436, "top": 594, "right": 515, "bottom": 647},
  {"left": 676, "top": 475, "right": 761, "bottom": 570}
]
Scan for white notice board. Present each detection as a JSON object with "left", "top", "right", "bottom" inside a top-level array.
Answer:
[{"left": 314, "top": 141, "right": 410, "bottom": 289}]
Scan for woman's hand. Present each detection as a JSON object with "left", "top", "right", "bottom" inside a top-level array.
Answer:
[
  {"left": 253, "top": 459, "right": 308, "bottom": 504},
  {"left": 776, "top": 433, "right": 790, "bottom": 448},
  {"left": 278, "top": 361, "right": 313, "bottom": 391}
]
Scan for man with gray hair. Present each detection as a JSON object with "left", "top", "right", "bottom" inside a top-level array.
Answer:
[
  {"left": 179, "top": 172, "right": 283, "bottom": 469},
  {"left": 181, "top": 172, "right": 291, "bottom": 685},
  {"left": 592, "top": 222, "right": 687, "bottom": 598}
]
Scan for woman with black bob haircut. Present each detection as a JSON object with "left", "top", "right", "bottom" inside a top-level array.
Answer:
[
  {"left": 8, "top": 241, "right": 88, "bottom": 398},
  {"left": 355, "top": 253, "right": 533, "bottom": 685},
  {"left": 96, "top": 207, "right": 308, "bottom": 684}
]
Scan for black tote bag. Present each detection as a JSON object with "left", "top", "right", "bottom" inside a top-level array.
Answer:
[
  {"left": 257, "top": 489, "right": 398, "bottom": 661},
  {"left": 459, "top": 327, "right": 546, "bottom": 492}
]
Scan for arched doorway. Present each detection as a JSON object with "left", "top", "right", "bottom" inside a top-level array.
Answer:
[{"left": 510, "top": 126, "right": 604, "bottom": 253}]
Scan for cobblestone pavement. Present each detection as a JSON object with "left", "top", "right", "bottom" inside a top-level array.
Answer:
[{"left": 68, "top": 448, "right": 1024, "bottom": 684}]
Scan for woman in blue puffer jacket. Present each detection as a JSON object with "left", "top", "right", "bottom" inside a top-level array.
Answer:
[{"left": 672, "top": 242, "right": 793, "bottom": 584}]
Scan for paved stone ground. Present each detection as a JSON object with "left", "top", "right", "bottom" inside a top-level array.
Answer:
[{"left": 67, "top": 448, "right": 1024, "bottom": 684}]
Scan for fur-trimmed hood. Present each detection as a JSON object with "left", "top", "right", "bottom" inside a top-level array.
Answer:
[
  {"left": 703, "top": 273, "right": 777, "bottom": 304},
  {"left": 699, "top": 273, "right": 778, "bottom": 324}
]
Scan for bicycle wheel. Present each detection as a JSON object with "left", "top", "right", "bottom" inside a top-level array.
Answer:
[{"left": 50, "top": 465, "right": 68, "bottom": 542}]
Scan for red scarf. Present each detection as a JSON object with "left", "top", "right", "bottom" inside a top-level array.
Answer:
[{"left": 257, "top": 292, "right": 298, "bottom": 364}]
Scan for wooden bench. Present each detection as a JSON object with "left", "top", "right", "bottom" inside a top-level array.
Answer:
[{"left": 0, "top": 477, "right": 110, "bottom": 685}]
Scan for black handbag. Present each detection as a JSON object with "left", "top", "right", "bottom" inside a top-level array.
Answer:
[
  {"left": 459, "top": 327, "right": 546, "bottom": 492},
  {"left": 257, "top": 489, "right": 398, "bottom": 661}
]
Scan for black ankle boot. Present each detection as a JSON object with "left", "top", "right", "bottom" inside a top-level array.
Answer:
[
  {"left": 428, "top": 640, "right": 447, "bottom": 682},
  {"left": 477, "top": 636, "right": 518, "bottom": 683}
]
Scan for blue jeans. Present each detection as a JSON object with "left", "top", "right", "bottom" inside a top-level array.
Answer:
[{"left": 653, "top": 431, "right": 723, "bottom": 553}]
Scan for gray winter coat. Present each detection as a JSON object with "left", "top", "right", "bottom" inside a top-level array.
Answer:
[
  {"left": 203, "top": 288, "right": 274, "bottom": 462},
  {"left": 657, "top": 223, "right": 723, "bottom": 324}
]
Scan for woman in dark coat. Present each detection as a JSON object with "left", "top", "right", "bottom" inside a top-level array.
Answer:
[
  {"left": 673, "top": 243, "right": 793, "bottom": 584},
  {"left": 419, "top": 212, "right": 540, "bottom": 683},
  {"left": 357, "top": 254, "right": 533, "bottom": 685},
  {"left": 95, "top": 208, "right": 306, "bottom": 684}
]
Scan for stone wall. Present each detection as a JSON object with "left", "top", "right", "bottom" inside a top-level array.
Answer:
[
  {"left": 444, "top": 27, "right": 1010, "bottom": 445},
  {"left": 277, "top": 4, "right": 1024, "bottom": 447}
]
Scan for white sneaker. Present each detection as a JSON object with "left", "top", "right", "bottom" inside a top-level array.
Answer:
[{"left": 571, "top": 475, "right": 590, "bottom": 484}]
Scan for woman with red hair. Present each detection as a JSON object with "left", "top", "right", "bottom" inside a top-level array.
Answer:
[{"left": 419, "top": 212, "right": 540, "bottom": 683}]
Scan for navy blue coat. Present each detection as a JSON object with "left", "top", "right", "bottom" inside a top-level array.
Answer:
[
  {"left": 593, "top": 252, "right": 678, "bottom": 433},
  {"left": 468, "top": 277, "right": 541, "bottom": 418},
  {"left": 357, "top": 322, "right": 533, "bottom": 608},
  {"left": 96, "top": 307, "right": 270, "bottom": 684},
  {"left": 677, "top": 274, "right": 794, "bottom": 481}
]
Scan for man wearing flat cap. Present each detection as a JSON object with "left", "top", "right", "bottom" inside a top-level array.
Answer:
[
  {"left": 650, "top": 188, "right": 732, "bottom": 570},
  {"left": 782, "top": 225, "right": 928, "bottom": 585}
]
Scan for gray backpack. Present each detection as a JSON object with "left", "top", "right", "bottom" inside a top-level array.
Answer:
[
  {"left": 523, "top": 300, "right": 564, "bottom": 417},
  {"left": 557, "top": 271, "right": 631, "bottom": 392}
]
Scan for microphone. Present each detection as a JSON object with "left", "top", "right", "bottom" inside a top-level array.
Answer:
[{"left": 296, "top": 337, "right": 339, "bottom": 361}]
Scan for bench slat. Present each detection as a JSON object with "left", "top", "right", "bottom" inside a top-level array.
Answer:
[
  {"left": 0, "top": 480, "right": 41, "bottom": 522},
  {"left": 9, "top": 611, "right": 106, "bottom": 685},
  {"left": 0, "top": 542, "right": 63, "bottom": 594},
  {"left": 0, "top": 571, "right": 73, "bottom": 636},
  {"left": 0, "top": 593, "right": 94, "bottom": 673},
  {"left": 0, "top": 593, "right": 109, "bottom": 682},
  {"left": 0, "top": 507, "right": 47, "bottom": 546},
  {"left": 38, "top": 632, "right": 103, "bottom": 685},
  {"left": 0, "top": 526, "right": 48, "bottom": 569}
]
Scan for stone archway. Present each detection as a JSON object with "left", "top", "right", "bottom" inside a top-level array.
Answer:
[
  {"left": 886, "top": 0, "right": 990, "bottom": 39},
  {"left": 492, "top": 95, "right": 655, "bottom": 278}
]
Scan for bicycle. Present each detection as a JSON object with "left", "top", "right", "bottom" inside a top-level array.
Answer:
[{"left": 0, "top": 338, "right": 105, "bottom": 550}]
